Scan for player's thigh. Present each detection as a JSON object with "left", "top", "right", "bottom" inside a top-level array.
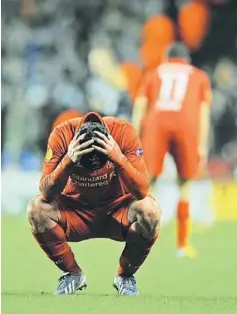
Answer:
[
  {"left": 142, "top": 126, "right": 169, "bottom": 177},
  {"left": 172, "top": 134, "right": 199, "bottom": 179},
  {"left": 102, "top": 196, "right": 161, "bottom": 241},
  {"left": 57, "top": 195, "right": 100, "bottom": 242},
  {"left": 100, "top": 199, "right": 135, "bottom": 241}
]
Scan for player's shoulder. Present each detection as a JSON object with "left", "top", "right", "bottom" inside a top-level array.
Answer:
[
  {"left": 51, "top": 117, "right": 82, "bottom": 145},
  {"left": 54, "top": 117, "right": 81, "bottom": 133},
  {"left": 103, "top": 116, "right": 135, "bottom": 134},
  {"left": 192, "top": 66, "right": 210, "bottom": 80},
  {"left": 103, "top": 116, "right": 132, "bottom": 128}
]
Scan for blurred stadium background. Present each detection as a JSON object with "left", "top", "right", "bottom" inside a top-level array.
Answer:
[
  {"left": 1, "top": 1, "right": 237, "bottom": 313},
  {"left": 2, "top": 0, "right": 237, "bottom": 221}
]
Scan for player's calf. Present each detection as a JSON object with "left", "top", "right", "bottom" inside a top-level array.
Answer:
[
  {"left": 27, "top": 196, "right": 82, "bottom": 276},
  {"left": 176, "top": 177, "right": 196, "bottom": 256},
  {"left": 116, "top": 196, "right": 161, "bottom": 285}
]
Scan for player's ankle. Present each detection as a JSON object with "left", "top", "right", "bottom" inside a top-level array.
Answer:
[{"left": 69, "top": 270, "right": 82, "bottom": 275}]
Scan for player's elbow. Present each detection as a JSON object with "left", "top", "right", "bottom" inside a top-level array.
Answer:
[
  {"left": 136, "top": 191, "right": 148, "bottom": 200},
  {"left": 39, "top": 181, "right": 56, "bottom": 203},
  {"left": 38, "top": 187, "right": 51, "bottom": 203}
]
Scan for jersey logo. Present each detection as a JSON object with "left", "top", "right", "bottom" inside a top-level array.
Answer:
[
  {"left": 44, "top": 146, "right": 53, "bottom": 162},
  {"left": 136, "top": 148, "right": 143, "bottom": 156}
]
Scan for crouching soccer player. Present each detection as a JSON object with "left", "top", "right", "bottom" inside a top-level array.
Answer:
[{"left": 27, "top": 112, "right": 161, "bottom": 296}]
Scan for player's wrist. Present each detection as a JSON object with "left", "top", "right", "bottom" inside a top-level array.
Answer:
[
  {"left": 64, "top": 153, "right": 76, "bottom": 166},
  {"left": 112, "top": 153, "right": 127, "bottom": 167},
  {"left": 108, "top": 145, "right": 125, "bottom": 165},
  {"left": 67, "top": 149, "right": 82, "bottom": 164}
]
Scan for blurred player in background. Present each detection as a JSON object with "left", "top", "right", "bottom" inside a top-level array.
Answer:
[
  {"left": 132, "top": 42, "right": 212, "bottom": 258},
  {"left": 27, "top": 112, "right": 161, "bottom": 296}
]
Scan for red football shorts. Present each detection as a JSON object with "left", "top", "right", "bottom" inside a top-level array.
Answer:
[
  {"left": 57, "top": 195, "right": 134, "bottom": 242},
  {"left": 142, "top": 126, "right": 199, "bottom": 180}
]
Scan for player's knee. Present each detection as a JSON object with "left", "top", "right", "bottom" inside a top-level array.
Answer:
[
  {"left": 130, "top": 196, "right": 161, "bottom": 239},
  {"left": 27, "top": 197, "right": 55, "bottom": 232},
  {"left": 27, "top": 198, "right": 45, "bottom": 226},
  {"left": 141, "top": 196, "right": 161, "bottom": 233}
]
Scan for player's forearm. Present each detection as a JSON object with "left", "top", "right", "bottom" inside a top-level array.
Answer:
[
  {"left": 131, "top": 98, "right": 147, "bottom": 133},
  {"left": 115, "top": 156, "right": 149, "bottom": 199},
  {"left": 40, "top": 155, "right": 73, "bottom": 202}
]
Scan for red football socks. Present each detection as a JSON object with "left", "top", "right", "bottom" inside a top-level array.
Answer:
[
  {"left": 117, "top": 228, "right": 158, "bottom": 276},
  {"left": 32, "top": 224, "right": 81, "bottom": 274},
  {"left": 177, "top": 200, "right": 190, "bottom": 248}
]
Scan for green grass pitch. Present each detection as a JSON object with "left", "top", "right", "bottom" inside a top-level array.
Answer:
[{"left": 2, "top": 216, "right": 237, "bottom": 314}]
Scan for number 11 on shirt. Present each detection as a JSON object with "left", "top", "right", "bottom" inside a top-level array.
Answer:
[{"left": 155, "top": 72, "right": 190, "bottom": 111}]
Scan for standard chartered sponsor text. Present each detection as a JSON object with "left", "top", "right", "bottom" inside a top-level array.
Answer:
[{"left": 71, "top": 173, "right": 109, "bottom": 187}]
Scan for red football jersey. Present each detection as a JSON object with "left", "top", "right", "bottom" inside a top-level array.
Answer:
[
  {"left": 41, "top": 112, "right": 148, "bottom": 209},
  {"left": 138, "top": 58, "right": 211, "bottom": 133}
]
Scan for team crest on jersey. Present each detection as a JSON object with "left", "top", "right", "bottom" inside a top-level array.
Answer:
[
  {"left": 136, "top": 148, "right": 143, "bottom": 156},
  {"left": 44, "top": 146, "right": 53, "bottom": 162}
]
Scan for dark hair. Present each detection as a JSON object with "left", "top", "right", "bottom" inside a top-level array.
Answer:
[
  {"left": 77, "top": 122, "right": 109, "bottom": 171},
  {"left": 166, "top": 42, "right": 190, "bottom": 60}
]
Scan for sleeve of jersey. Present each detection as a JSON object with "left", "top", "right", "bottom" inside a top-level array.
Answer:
[
  {"left": 115, "top": 124, "right": 149, "bottom": 199},
  {"left": 39, "top": 127, "right": 73, "bottom": 202}
]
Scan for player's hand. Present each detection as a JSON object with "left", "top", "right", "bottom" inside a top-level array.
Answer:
[
  {"left": 93, "top": 131, "right": 125, "bottom": 164},
  {"left": 67, "top": 133, "right": 95, "bottom": 163}
]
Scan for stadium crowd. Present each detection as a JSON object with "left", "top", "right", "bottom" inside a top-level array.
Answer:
[{"left": 1, "top": 0, "right": 237, "bottom": 176}]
